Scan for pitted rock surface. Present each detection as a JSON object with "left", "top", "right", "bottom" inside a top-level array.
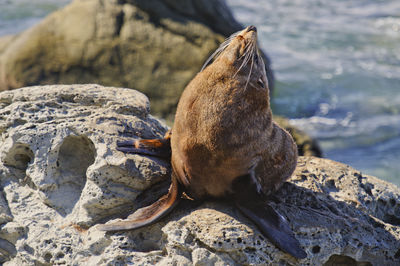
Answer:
[{"left": 0, "top": 85, "right": 399, "bottom": 265}]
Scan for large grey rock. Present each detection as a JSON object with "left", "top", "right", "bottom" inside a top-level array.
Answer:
[
  {"left": 0, "top": 0, "right": 274, "bottom": 121},
  {"left": 0, "top": 85, "right": 399, "bottom": 265},
  {"left": 0, "top": 84, "right": 171, "bottom": 263}
]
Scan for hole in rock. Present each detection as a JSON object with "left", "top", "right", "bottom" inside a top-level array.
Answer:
[
  {"left": 383, "top": 213, "right": 400, "bottom": 226},
  {"left": 323, "top": 254, "right": 372, "bottom": 266},
  {"left": 48, "top": 135, "right": 96, "bottom": 215},
  {"left": 3, "top": 143, "right": 34, "bottom": 171},
  {"left": 56, "top": 252, "right": 65, "bottom": 259},
  {"left": 43, "top": 252, "right": 52, "bottom": 263},
  {"left": 395, "top": 248, "right": 400, "bottom": 259},
  {"left": 23, "top": 244, "right": 34, "bottom": 254},
  {"left": 312, "top": 245, "right": 320, "bottom": 254},
  {"left": 133, "top": 240, "right": 160, "bottom": 253}
]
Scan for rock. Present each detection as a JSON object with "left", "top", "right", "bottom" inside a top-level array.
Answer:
[
  {"left": 1, "top": 85, "right": 399, "bottom": 265},
  {"left": 0, "top": 84, "right": 171, "bottom": 263},
  {"left": 0, "top": 0, "right": 274, "bottom": 121}
]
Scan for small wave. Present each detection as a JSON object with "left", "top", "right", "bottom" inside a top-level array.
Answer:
[{"left": 290, "top": 114, "right": 400, "bottom": 139}]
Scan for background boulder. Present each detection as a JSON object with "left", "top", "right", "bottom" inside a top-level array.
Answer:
[
  {"left": 0, "top": 0, "right": 323, "bottom": 156},
  {"left": 0, "top": 85, "right": 398, "bottom": 265},
  {"left": 0, "top": 0, "right": 274, "bottom": 121}
]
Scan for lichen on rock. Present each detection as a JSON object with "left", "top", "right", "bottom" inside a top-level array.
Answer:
[{"left": 0, "top": 85, "right": 399, "bottom": 265}]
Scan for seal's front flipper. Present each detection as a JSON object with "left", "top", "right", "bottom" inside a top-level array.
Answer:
[
  {"left": 97, "top": 176, "right": 181, "bottom": 231},
  {"left": 235, "top": 200, "right": 307, "bottom": 259},
  {"left": 233, "top": 175, "right": 307, "bottom": 259},
  {"left": 116, "top": 130, "right": 171, "bottom": 158}
]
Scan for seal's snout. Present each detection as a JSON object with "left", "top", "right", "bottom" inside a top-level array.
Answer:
[{"left": 246, "top": 25, "right": 257, "bottom": 32}]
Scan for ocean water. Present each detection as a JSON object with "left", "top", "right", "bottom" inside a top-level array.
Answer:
[
  {"left": 0, "top": 0, "right": 70, "bottom": 36},
  {"left": 227, "top": 0, "right": 400, "bottom": 187},
  {"left": 1, "top": 0, "right": 399, "bottom": 186}
]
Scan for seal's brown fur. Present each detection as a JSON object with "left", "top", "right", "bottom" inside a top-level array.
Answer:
[
  {"left": 171, "top": 26, "right": 297, "bottom": 199},
  {"left": 97, "top": 26, "right": 306, "bottom": 259}
]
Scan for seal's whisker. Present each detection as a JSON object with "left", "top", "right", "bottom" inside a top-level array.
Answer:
[
  {"left": 234, "top": 52, "right": 251, "bottom": 77},
  {"left": 243, "top": 42, "right": 257, "bottom": 88},
  {"left": 239, "top": 42, "right": 252, "bottom": 58},
  {"left": 201, "top": 44, "right": 229, "bottom": 71},
  {"left": 201, "top": 30, "right": 258, "bottom": 74},
  {"left": 202, "top": 48, "right": 224, "bottom": 71},
  {"left": 244, "top": 50, "right": 255, "bottom": 90},
  {"left": 201, "top": 32, "right": 240, "bottom": 72},
  {"left": 237, "top": 43, "right": 254, "bottom": 73},
  {"left": 234, "top": 42, "right": 255, "bottom": 78}
]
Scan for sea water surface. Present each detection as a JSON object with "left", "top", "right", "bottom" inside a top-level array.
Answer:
[
  {"left": 227, "top": 0, "right": 400, "bottom": 187},
  {"left": 0, "top": 0, "right": 70, "bottom": 36},
  {"left": 1, "top": 0, "right": 399, "bottom": 186}
]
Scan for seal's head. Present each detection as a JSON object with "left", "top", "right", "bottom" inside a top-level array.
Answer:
[{"left": 201, "top": 25, "right": 268, "bottom": 91}]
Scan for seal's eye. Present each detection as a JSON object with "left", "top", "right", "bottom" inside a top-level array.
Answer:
[{"left": 254, "top": 54, "right": 259, "bottom": 64}]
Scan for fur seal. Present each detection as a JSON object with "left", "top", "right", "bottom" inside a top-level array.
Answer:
[{"left": 97, "top": 26, "right": 307, "bottom": 259}]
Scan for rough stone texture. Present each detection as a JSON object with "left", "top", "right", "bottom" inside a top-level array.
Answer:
[
  {"left": 0, "top": 0, "right": 274, "bottom": 121},
  {"left": 1, "top": 85, "right": 399, "bottom": 265},
  {"left": 0, "top": 84, "right": 171, "bottom": 264}
]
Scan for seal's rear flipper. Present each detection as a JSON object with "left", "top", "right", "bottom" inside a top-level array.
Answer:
[
  {"left": 116, "top": 130, "right": 171, "bottom": 158},
  {"left": 97, "top": 176, "right": 181, "bottom": 231},
  {"left": 235, "top": 200, "right": 307, "bottom": 259}
]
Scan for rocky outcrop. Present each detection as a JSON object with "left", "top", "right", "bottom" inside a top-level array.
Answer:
[
  {"left": 0, "top": 0, "right": 274, "bottom": 121},
  {"left": 1, "top": 85, "right": 399, "bottom": 265}
]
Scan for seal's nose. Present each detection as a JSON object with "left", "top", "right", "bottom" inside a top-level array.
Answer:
[{"left": 247, "top": 25, "right": 257, "bottom": 32}]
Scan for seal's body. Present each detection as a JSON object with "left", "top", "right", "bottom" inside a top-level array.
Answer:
[
  {"left": 171, "top": 27, "right": 296, "bottom": 199},
  {"left": 98, "top": 26, "right": 306, "bottom": 259}
]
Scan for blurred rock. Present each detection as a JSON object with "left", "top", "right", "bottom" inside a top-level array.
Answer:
[
  {"left": 0, "top": 0, "right": 274, "bottom": 121},
  {"left": 0, "top": 85, "right": 399, "bottom": 265}
]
